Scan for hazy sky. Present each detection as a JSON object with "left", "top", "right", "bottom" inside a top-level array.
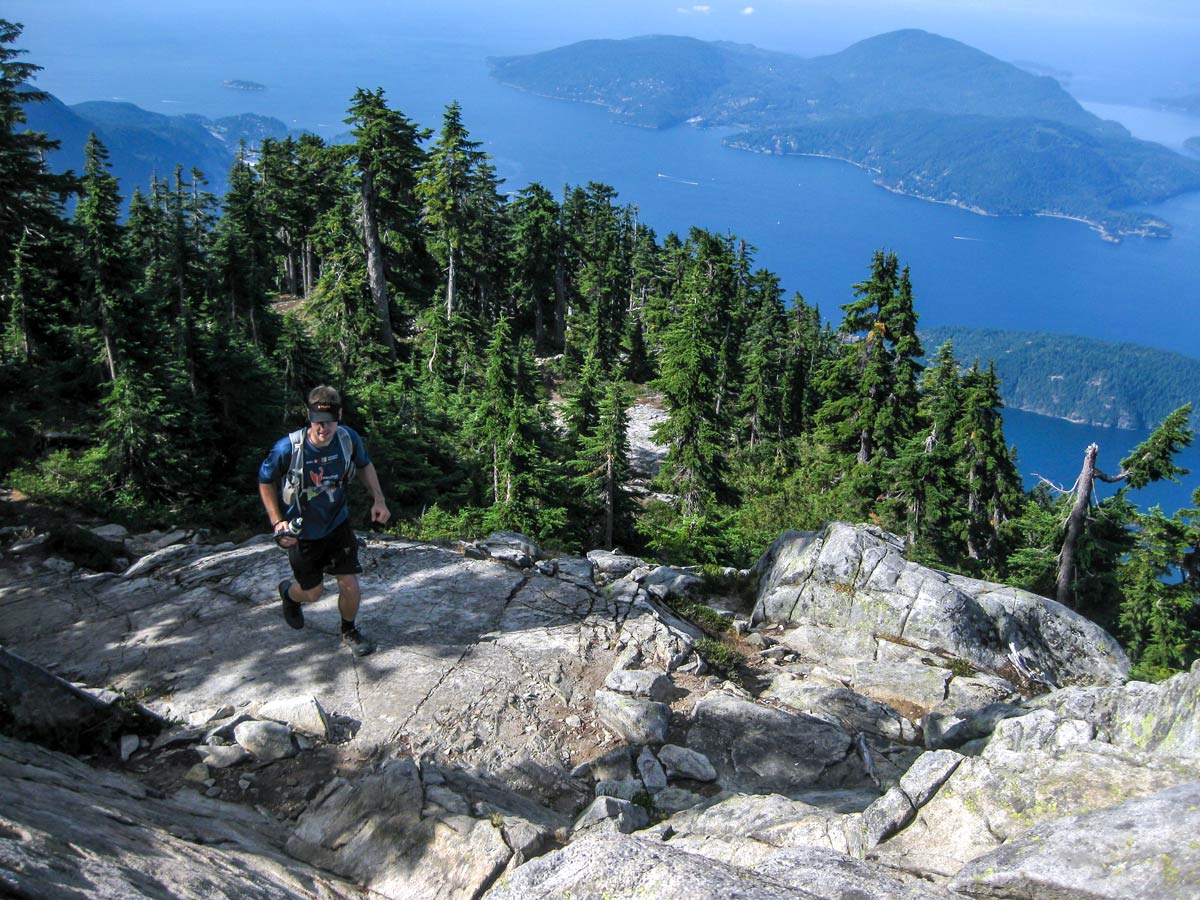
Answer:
[{"left": 8, "top": 0, "right": 1199, "bottom": 104}]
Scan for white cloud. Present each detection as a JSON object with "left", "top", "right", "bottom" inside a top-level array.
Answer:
[
  {"left": 742, "top": 6, "right": 755, "bottom": 13},
  {"left": 676, "top": 4, "right": 712, "bottom": 13}
]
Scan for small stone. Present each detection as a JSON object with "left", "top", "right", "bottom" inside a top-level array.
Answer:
[
  {"left": 565, "top": 715, "right": 583, "bottom": 729},
  {"left": 657, "top": 744, "right": 718, "bottom": 782},
  {"left": 256, "top": 696, "right": 331, "bottom": 740},
  {"left": 184, "top": 763, "right": 210, "bottom": 783},
  {"left": 42, "top": 557, "right": 76, "bottom": 574},
  {"left": 118, "top": 734, "right": 140, "bottom": 761},
  {"left": 572, "top": 796, "right": 650, "bottom": 836},
  {"left": 205, "top": 786, "right": 222, "bottom": 798},
  {"left": 637, "top": 747, "right": 669, "bottom": 793},
  {"left": 91, "top": 524, "right": 129, "bottom": 540},
  {"left": 233, "top": 720, "right": 296, "bottom": 762},
  {"left": 8, "top": 534, "right": 49, "bottom": 553},
  {"left": 604, "top": 668, "right": 674, "bottom": 702},
  {"left": 197, "top": 744, "right": 251, "bottom": 769},
  {"left": 595, "top": 779, "right": 644, "bottom": 802}
]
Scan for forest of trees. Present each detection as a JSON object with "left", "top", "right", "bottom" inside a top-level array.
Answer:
[{"left": 1, "top": 21, "right": 1197, "bottom": 681}]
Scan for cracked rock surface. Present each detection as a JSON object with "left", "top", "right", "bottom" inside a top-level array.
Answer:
[{"left": 3, "top": 520, "right": 1200, "bottom": 900}]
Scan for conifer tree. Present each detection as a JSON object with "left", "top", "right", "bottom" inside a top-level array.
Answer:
[
  {"left": 507, "top": 183, "right": 561, "bottom": 352},
  {"left": 74, "top": 133, "right": 130, "bottom": 382},
  {"left": 1118, "top": 500, "right": 1200, "bottom": 679},
  {"left": 780, "top": 295, "right": 828, "bottom": 438},
  {"left": 344, "top": 87, "right": 429, "bottom": 362},
  {"left": 653, "top": 230, "right": 736, "bottom": 515},
  {"left": 888, "top": 340, "right": 966, "bottom": 554},
  {"left": 0, "top": 20, "right": 74, "bottom": 270},
  {"left": 212, "top": 145, "right": 272, "bottom": 343},
  {"left": 738, "top": 269, "right": 787, "bottom": 448},
  {"left": 956, "top": 361, "right": 1020, "bottom": 565},
  {"left": 418, "top": 101, "right": 489, "bottom": 322},
  {"left": 574, "top": 377, "right": 633, "bottom": 549}
]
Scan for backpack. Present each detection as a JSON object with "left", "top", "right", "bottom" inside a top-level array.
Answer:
[{"left": 280, "top": 426, "right": 357, "bottom": 509}]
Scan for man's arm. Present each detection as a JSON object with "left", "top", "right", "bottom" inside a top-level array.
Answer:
[
  {"left": 357, "top": 463, "right": 391, "bottom": 524},
  {"left": 258, "top": 481, "right": 297, "bottom": 547}
]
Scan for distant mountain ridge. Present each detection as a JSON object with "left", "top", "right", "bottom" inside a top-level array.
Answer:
[
  {"left": 20, "top": 90, "right": 290, "bottom": 199},
  {"left": 490, "top": 30, "right": 1200, "bottom": 240},
  {"left": 920, "top": 326, "right": 1200, "bottom": 430}
]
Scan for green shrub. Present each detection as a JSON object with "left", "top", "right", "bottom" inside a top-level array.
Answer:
[{"left": 695, "top": 636, "right": 745, "bottom": 681}]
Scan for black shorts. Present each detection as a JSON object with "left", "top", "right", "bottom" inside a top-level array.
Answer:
[{"left": 286, "top": 520, "right": 362, "bottom": 590}]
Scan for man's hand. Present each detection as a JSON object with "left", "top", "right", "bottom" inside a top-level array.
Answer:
[
  {"left": 273, "top": 521, "right": 299, "bottom": 548},
  {"left": 371, "top": 498, "right": 391, "bottom": 525}
]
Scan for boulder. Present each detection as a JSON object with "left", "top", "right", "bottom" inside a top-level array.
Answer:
[
  {"left": 1028, "top": 660, "right": 1200, "bottom": 758},
  {"left": 872, "top": 709, "right": 1199, "bottom": 878},
  {"left": 483, "top": 833, "right": 821, "bottom": 900},
  {"left": 640, "top": 566, "right": 705, "bottom": 602},
  {"left": 861, "top": 749, "right": 963, "bottom": 846},
  {"left": 595, "top": 690, "right": 671, "bottom": 745},
  {"left": 755, "top": 846, "right": 965, "bottom": 900},
  {"left": 754, "top": 524, "right": 1129, "bottom": 688},
  {"left": 662, "top": 791, "right": 870, "bottom": 859},
  {"left": 604, "top": 667, "right": 674, "bottom": 702},
  {"left": 587, "top": 548, "right": 646, "bottom": 578},
  {"left": 0, "top": 734, "right": 360, "bottom": 899},
  {"left": 951, "top": 781, "right": 1200, "bottom": 899},
  {"left": 762, "top": 673, "right": 920, "bottom": 744},
  {"left": 0, "top": 647, "right": 162, "bottom": 754},
  {"left": 657, "top": 744, "right": 718, "bottom": 782},
  {"left": 686, "top": 693, "right": 867, "bottom": 795}
]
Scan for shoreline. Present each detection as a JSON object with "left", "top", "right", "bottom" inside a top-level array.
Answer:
[
  {"left": 723, "top": 139, "right": 1172, "bottom": 243},
  {"left": 495, "top": 77, "right": 1179, "bottom": 244}
]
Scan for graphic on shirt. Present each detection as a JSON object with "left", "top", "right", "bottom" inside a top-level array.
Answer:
[{"left": 301, "top": 464, "right": 341, "bottom": 504}]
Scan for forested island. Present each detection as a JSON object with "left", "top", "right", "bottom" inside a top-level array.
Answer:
[
  {"left": 920, "top": 326, "right": 1200, "bottom": 430},
  {"left": 2, "top": 19, "right": 1197, "bottom": 679},
  {"left": 490, "top": 30, "right": 1200, "bottom": 240}
]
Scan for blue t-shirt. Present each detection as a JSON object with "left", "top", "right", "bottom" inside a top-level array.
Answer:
[{"left": 259, "top": 425, "right": 371, "bottom": 540}]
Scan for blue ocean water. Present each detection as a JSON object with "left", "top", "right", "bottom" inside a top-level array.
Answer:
[{"left": 11, "top": 0, "right": 1200, "bottom": 511}]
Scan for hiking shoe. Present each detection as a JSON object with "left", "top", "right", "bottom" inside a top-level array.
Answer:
[
  {"left": 341, "top": 626, "right": 375, "bottom": 657},
  {"left": 278, "top": 580, "right": 304, "bottom": 630}
]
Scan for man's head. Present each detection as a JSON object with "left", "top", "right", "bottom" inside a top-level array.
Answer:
[{"left": 307, "top": 385, "right": 342, "bottom": 424}]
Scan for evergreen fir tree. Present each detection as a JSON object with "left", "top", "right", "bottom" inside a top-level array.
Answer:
[
  {"left": 74, "top": 134, "right": 131, "bottom": 381},
  {"left": 418, "top": 101, "right": 489, "bottom": 322},
  {"left": 344, "top": 87, "right": 430, "bottom": 362},
  {"left": 573, "top": 377, "right": 633, "bottom": 549}
]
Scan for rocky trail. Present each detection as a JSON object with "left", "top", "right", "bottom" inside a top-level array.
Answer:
[{"left": 1, "top": 513, "right": 1198, "bottom": 899}]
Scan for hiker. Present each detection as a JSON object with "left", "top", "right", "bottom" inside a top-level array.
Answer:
[{"left": 258, "top": 386, "right": 390, "bottom": 657}]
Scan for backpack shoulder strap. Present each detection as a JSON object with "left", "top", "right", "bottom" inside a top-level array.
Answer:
[
  {"left": 336, "top": 426, "right": 357, "bottom": 484},
  {"left": 281, "top": 428, "right": 306, "bottom": 507}
]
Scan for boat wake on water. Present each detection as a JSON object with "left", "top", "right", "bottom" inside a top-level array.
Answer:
[{"left": 657, "top": 173, "right": 700, "bottom": 186}]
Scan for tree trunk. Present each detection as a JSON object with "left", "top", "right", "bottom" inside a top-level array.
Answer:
[
  {"left": 553, "top": 256, "right": 567, "bottom": 352},
  {"left": 1057, "top": 442, "right": 1099, "bottom": 608},
  {"left": 604, "top": 452, "right": 615, "bottom": 550},
  {"left": 280, "top": 229, "right": 297, "bottom": 295},
  {"left": 359, "top": 170, "right": 397, "bottom": 362},
  {"left": 302, "top": 241, "right": 314, "bottom": 297},
  {"left": 534, "top": 292, "right": 545, "bottom": 354},
  {"left": 445, "top": 244, "right": 457, "bottom": 321}
]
